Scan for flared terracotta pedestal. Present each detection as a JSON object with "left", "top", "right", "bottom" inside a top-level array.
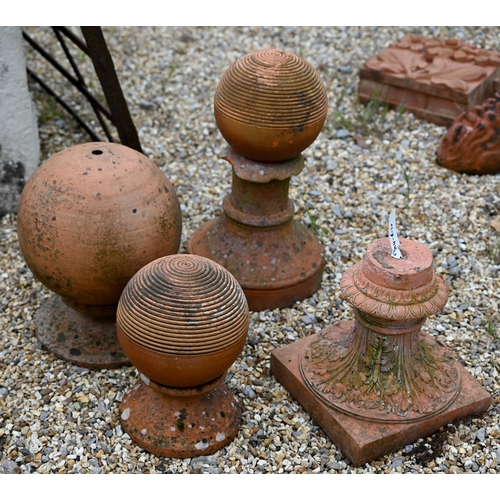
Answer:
[
  {"left": 359, "top": 34, "right": 500, "bottom": 126},
  {"left": 188, "top": 150, "right": 324, "bottom": 311},
  {"left": 35, "top": 294, "right": 130, "bottom": 369},
  {"left": 271, "top": 237, "right": 492, "bottom": 465},
  {"left": 271, "top": 320, "right": 491, "bottom": 466},
  {"left": 119, "top": 373, "right": 241, "bottom": 458}
]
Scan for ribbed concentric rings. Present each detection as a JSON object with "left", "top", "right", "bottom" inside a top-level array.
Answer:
[
  {"left": 214, "top": 49, "right": 328, "bottom": 128},
  {"left": 117, "top": 255, "right": 249, "bottom": 355}
]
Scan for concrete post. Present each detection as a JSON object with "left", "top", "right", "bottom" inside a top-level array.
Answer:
[{"left": 0, "top": 26, "right": 40, "bottom": 216}]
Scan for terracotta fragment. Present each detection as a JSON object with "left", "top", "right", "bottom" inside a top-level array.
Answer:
[
  {"left": 17, "top": 142, "right": 182, "bottom": 367},
  {"left": 271, "top": 237, "right": 491, "bottom": 465},
  {"left": 359, "top": 33, "right": 500, "bottom": 126},
  {"left": 189, "top": 49, "right": 327, "bottom": 311},
  {"left": 437, "top": 93, "right": 500, "bottom": 174},
  {"left": 117, "top": 254, "right": 249, "bottom": 457}
]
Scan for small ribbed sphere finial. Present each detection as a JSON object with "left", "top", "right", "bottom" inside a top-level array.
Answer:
[
  {"left": 214, "top": 48, "right": 328, "bottom": 162},
  {"left": 117, "top": 254, "right": 249, "bottom": 387}
]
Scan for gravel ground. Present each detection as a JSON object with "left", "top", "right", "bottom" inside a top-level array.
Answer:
[{"left": 1, "top": 26, "right": 499, "bottom": 474}]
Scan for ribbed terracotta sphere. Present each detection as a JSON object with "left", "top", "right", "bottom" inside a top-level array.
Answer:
[
  {"left": 117, "top": 254, "right": 250, "bottom": 387},
  {"left": 17, "top": 142, "right": 182, "bottom": 316},
  {"left": 214, "top": 49, "right": 328, "bottom": 162}
]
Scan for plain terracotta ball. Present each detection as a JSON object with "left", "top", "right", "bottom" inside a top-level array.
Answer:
[{"left": 17, "top": 142, "right": 182, "bottom": 316}]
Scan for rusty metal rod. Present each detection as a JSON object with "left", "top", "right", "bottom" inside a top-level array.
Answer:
[
  {"left": 52, "top": 27, "right": 85, "bottom": 84},
  {"left": 81, "top": 27, "right": 143, "bottom": 153},
  {"left": 22, "top": 31, "right": 112, "bottom": 121},
  {"left": 54, "top": 26, "right": 88, "bottom": 53},
  {"left": 52, "top": 27, "right": 115, "bottom": 142},
  {"left": 27, "top": 68, "right": 103, "bottom": 142}
]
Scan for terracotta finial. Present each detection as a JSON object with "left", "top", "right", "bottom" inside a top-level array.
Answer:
[
  {"left": 214, "top": 48, "right": 328, "bottom": 162},
  {"left": 271, "top": 236, "right": 491, "bottom": 464},
  {"left": 188, "top": 49, "right": 326, "bottom": 311},
  {"left": 17, "top": 142, "right": 182, "bottom": 368},
  {"left": 300, "top": 237, "right": 459, "bottom": 422},
  {"left": 117, "top": 254, "right": 249, "bottom": 458}
]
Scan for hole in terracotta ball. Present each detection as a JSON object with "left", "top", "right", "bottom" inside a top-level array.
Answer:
[{"left": 92, "top": 150, "right": 103, "bottom": 155}]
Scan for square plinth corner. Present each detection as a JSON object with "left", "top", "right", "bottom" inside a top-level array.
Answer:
[{"left": 270, "top": 321, "right": 492, "bottom": 466}]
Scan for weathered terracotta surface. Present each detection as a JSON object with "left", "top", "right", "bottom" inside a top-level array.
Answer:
[
  {"left": 214, "top": 49, "right": 328, "bottom": 162},
  {"left": 359, "top": 34, "right": 500, "bottom": 126},
  {"left": 271, "top": 323, "right": 491, "bottom": 466},
  {"left": 18, "top": 142, "right": 182, "bottom": 313},
  {"left": 437, "top": 93, "right": 500, "bottom": 174},
  {"left": 188, "top": 150, "right": 324, "bottom": 311},
  {"left": 17, "top": 142, "right": 182, "bottom": 367},
  {"left": 271, "top": 237, "right": 491, "bottom": 464},
  {"left": 120, "top": 374, "right": 241, "bottom": 458},
  {"left": 117, "top": 254, "right": 248, "bottom": 457},
  {"left": 35, "top": 294, "right": 128, "bottom": 369},
  {"left": 117, "top": 254, "right": 249, "bottom": 387}
]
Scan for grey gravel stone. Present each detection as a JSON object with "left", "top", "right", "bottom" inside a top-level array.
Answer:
[
  {"left": 332, "top": 206, "right": 343, "bottom": 217},
  {"left": 139, "top": 100, "right": 155, "bottom": 110},
  {"left": 327, "top": 461, "right": 345, "bottom": 470},
  {"left": 191, "top": 453, "right": 219, "bottom": 467},
  {"left": 476, "top": 427, "right": 486, "bottom": 443},
  {"left": 391, "top": 456, "right": 404, "bottom": 467},
  {"left": 336, "top": 129, "right": 351, "bottom": 139},
  {"left": 243, "top": 386, "right": 256, "bottom": 399},
  {"left": 300, "top": 315, "right": 317, "bottom": 325},
  {"left": 2, "top": 459, "right": 20, "bottom": 474},
  {"left": 326, "top": 160, "right": 338, "bottom": 171}
]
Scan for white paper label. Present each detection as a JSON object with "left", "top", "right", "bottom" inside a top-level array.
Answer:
[{"left": 389, "top": 209, "right": 403, "bottom": 259}]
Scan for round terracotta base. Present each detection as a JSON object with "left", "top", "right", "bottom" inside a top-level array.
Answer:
[
  {"left": 35, "top": 294, "right": 130, "bottom": 369},
  {"left": 187, "top": 217, "right": 324, "bottom": 311},
  {"left": 120, "top": 374, "right": 241, "bottom": 458}
]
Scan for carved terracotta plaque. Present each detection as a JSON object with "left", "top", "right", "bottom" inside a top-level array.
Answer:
[{"left": 359, "top": 34, "right": 500, "bottom": 126}]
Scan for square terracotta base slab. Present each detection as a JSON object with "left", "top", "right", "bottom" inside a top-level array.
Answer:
[{"left": 270, "top": 320, "right": 492, "bottom": 466}]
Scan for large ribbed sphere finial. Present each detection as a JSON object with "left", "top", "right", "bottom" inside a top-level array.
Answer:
[
  {"left": 214, "top": 48, "right": 328, "bottom": 162},
  {"left": 117, "top": 254, "right": 249, "bottom": 387}
]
